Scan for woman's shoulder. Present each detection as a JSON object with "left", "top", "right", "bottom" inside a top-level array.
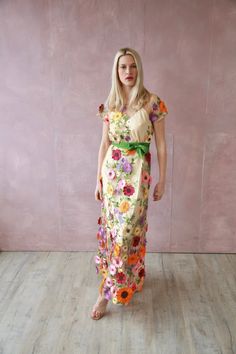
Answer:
[{"left": 147, "top": 92, "right": 168, "bottom": 123}]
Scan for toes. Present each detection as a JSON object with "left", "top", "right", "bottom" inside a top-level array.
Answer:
[{"left": 91, "top": 310, "right": 102, "bottom": 319}]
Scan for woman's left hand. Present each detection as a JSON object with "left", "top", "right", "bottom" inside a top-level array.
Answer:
[{"left": 153, "top": 182, "right": 165, "bottom": 201}]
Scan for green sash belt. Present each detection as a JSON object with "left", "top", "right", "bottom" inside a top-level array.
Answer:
[{"left": 111, "top": 141, "right": 150, "bottom": 158}]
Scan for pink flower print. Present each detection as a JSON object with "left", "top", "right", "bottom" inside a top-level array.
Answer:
[
  {"left": 133, "top": 259, "right": 143, "bottom": 273},
  {"left": 112, "top": 256, "right": 123, "bottom": 268},
  {"left": 149, "top": 175, "right": 152, "bottom": 185},
  {"left": 112, "top": 149, "right": 121, "bottom": 160},
  {"left": 109, "top": 263, "right": 117, "bottom": 275},
  {"left": 115, "top": 271, "right": 127, "bottom": 284},
  {"left": 94, "top": 255, "right": 101, "bottom": 264},
  {"left": 141, "top": 170, "right": 150, "bottom": 184},
  {"left": 110, "top": 285, "right": 117, "bottom": 296},
  {"left": 123, "top": 184, "right": 135, "bottom": 196},
  {"left": 108, "top": 169, "right": 116, "bottom": 180},
  {"left": 111, "top": 227, "right": 117, "bottom": 238},
  {"left": 103, "top": 113, "right": 109, "bottom": 124},
  {"left": 117, "top": 179, "right": 126, "bottom": 190},
  {"left": 106, "top": 276, "right": 113, "bottom": 287}
]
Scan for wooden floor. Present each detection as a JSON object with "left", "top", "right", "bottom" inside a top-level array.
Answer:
[{"left": 0, "top": 252, "right": 235, "bottom": 354}]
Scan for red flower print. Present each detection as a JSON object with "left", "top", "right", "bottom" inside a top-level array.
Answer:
[
  {"left": 145, "top": 152, "right": 151, "bottom": 166},
  {"left": 132, "top": 236, "right": 141, "bottom": 247},
  {"left": 123, "top": 184, "right": 135, "bottom": 196},
  {"left": 138, "top": 268, "right": 145, "bottom": 278},
  {"left": 116, "top": 271, "right": 126, "bottom": 284},
  {"left": 98, "top": 103, "right": 104, "bottom": 114},
  {"left": 112, "top": 149, "right": 121, "bottom": 160},
  {"left": 97, "top": 216, "right": 102, "bottom": 225}
]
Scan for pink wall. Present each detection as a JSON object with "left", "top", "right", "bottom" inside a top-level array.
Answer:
[{"left": 0, "top": 0, "right": 235, "bottom": 252}]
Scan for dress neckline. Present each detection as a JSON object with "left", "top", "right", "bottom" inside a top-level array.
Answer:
[{"left": 122, "top": 107, "right": 150, "bottom": 120}]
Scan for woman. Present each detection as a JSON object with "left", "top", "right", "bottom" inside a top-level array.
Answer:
[{"left": 91, "top": 47, "right": 168, "bottom": 320}]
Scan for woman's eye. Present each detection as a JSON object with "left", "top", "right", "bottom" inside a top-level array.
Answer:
[{"left": 120, "top": 66, "right": 136, "bottom": 69}]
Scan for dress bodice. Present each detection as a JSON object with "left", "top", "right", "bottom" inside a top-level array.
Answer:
[{"left": 97, "top": 94, "right": 168, "bottom": 144}]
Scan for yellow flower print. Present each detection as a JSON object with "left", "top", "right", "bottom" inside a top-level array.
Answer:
[
  {"left": 114, "top": 244, "right": 121, "bottom": 256},
  {"left": 122, "top": 254, "right": 128, "bottom": 262},
  {"left": 119, "top": 200, "right": 130, "bottom": 213},
  {"left": 101, "top": 269, "right": 108, "bottom": 277},
  {"left": 143, "top": 187, "right": 148, "bottom": 199},
  {"left": 123, "top": 245, "right": 128, "bottom": 252},
  {"left": 138, "top": 205, "right": 144, "bottom": 215},
  {"left": 134, "top": 226, "right": 141, "bottom": 236},
  {"left": 107, "top": 184, "right": 114, "bottom": 195},
  {"left": 111, "top": 111, "right": 123, "bottom": 121},
  {"left": 123, "top": 226, "right": 132, "bottom": 237},
  {"left": 112, "top": 297, "right": 118, "bottom": 304}
]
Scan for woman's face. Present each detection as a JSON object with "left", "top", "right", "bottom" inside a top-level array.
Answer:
[{"left": 117, "top": 54, "right": 138, "bottom": 87}]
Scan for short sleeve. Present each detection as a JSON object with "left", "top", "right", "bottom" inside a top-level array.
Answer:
[
  {"left": 96, "top": 103, "right": 110, "bottom": 125},
  {"left": 149, "top": 94, "right": 168, "bottom": 123}
]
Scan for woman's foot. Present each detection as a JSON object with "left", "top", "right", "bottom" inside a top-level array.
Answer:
[{"left": 91, "top": 294, "right": 109, "bottom": 320}]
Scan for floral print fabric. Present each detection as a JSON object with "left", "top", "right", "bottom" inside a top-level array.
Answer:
[{"left": 95, "top": 94, "right": 168, "bottom": 305}]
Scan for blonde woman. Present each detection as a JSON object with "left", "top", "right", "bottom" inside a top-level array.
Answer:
[{"left": 91, "top": 47, "right": 168, "bottom": 320}]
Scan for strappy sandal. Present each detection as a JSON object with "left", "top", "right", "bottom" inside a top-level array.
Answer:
[{"left": 91, "top": 295, "right": 108, "bottom": 320}]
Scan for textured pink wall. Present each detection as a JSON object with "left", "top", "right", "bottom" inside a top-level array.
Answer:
[{"left": 0, "top": 0, "right": 235, "bottom": 252}]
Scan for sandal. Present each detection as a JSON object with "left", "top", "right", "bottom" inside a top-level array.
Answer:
[{"left": 91, "top": 294, "right": 108, "bottom": 320}]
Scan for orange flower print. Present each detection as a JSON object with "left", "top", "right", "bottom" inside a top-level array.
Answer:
[
  {"left": 116, "top": 287, "right": 133, "bottom": 305},
  {"left": 160, "top": 100, "right": 168, "bottom": 113},
  {"left": 128, "top": 253, "right": 139, "bottom": 265},
  {"left": 139, "top": 245, "right": 146, "bottom": 259},
  {"left": 125, "top": 149, "right": 136, "bottom": 156},
  {"left": 114, "top": 244, "right": 121, "bottom": 257}
]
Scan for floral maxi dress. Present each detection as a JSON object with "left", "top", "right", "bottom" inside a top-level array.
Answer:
[{"left": 94, "top": 94, "right": 168, "bottom": 305}]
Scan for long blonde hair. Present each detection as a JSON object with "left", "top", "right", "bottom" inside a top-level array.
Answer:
[{"left": 105, "top": 47, "right": 151, "bottom": 113}]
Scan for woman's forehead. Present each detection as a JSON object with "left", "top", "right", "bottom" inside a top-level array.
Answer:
[{"left": 118, "top": 54, "right": 135, "bottom": 65}]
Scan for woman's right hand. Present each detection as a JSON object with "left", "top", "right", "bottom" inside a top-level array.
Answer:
[{"left": 95, "top": 178, "right": 103, "bottom": 201}]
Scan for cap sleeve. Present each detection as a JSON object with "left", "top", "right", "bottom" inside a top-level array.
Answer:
[
  {"left": 96, "top": 103, "right": 109, "bottom": 125},
  {"left": 149, "top": 94, "right": 168, "bottom": 123}
]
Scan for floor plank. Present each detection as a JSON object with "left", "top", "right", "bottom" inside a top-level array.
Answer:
[{"left": 0, "top": 252, "right": 235, "bottom": 354}]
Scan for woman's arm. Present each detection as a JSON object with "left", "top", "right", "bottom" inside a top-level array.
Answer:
[
  {"left": 153, "top": 118, "right": 167, "bottom": 184},
  {"left": 152, "top": 118, "right": 167, "bottom": 201},
  {"left": 96, "top": 122, "right": 111, "bottom": 182}
]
